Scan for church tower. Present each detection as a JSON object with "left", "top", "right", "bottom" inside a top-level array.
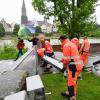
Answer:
[{"left": 21, "top": 0, "right": 28, "bottom": 25}]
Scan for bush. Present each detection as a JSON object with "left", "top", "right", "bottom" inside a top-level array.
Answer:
[
  {"left": 0, "top": 32, "right": 5, "bottom": 37},
  {"left": 0, "top": 23, "right": 5, "bottom": 37},
  {"left": 45, "top": 33, "right": 52, "bottom": 37},
  {"left": 91, "top": 29, "right": 100, "bottom": 37},
  {"left": 35, "top": 33, "right": 39, "bottom": 36}
]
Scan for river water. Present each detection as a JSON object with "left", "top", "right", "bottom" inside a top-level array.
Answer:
[
  {"left": 51, "top": 38, "right": 100, "bottom": 45},
  {"left": 0, "top": 40, "right": 32, "bottom": 49}
]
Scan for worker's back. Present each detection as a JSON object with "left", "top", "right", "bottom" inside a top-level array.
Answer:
[{"left": 83, "top": 39, "right": 90, "bottom": 52}]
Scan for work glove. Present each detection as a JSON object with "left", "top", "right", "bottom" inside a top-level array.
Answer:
[{"left": 61, "top": 67, "right": 66, "bottom": 73}]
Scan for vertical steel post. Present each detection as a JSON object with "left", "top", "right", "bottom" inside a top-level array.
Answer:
[{"left": 34, "top": 45, "right": 38, "bottom": 75}]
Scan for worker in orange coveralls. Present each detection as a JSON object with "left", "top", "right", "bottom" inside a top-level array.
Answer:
[
  {"left": 79, "top": 36, "right": 90, "bottom": 66},
  {"left": 37, "top": 35, "right": 54, "bottom": 72},
  {"left": 71, "top": 37, "right": 80, "bottom": 51},
  {"left": 59, "top": 35, "right": 83, "bottom": 100},
  {"left": 71, "top": 37, "right": 83, "bottom": 80}
]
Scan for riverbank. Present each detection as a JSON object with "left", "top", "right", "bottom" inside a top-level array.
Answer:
[
  {"left": 0, "top": 44, "right": 27, "bottom": 60},
  {"left": 0, "top": 45, "right": 17, "bottom": 60}
]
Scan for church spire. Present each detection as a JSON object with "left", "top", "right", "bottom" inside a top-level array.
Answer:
[
  {"left": 21, "top": 0, "right": 28, "bottom": 25},
  {"left": 22, "top": 0, "right": 26, "bottom": 16}
]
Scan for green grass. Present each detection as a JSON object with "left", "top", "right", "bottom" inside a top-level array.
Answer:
[
  {"left": 0, "top": 45, "right": 27, "bottom": 60},
  {"left": 42, "top": 72, "right": 100, "bottom": 100},
  {"left": 0, "top": 47, "right": 17, "bottom": 60}
]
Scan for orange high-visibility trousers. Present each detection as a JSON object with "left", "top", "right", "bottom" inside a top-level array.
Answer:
[
  {"left": 80, "top": 52, "right": 88, "bottom": 65},
  {"left": 67, "top": 70, "right": 81, "bottom": 97}
]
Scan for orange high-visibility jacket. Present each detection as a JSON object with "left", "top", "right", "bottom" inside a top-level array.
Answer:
[
  {"left": 37, "top": 48, "right": 45, "bottom": 57},
  {"left": 61, "top": 40, "right": 83, "bottom": 71},
  {"left": 37, "top": 41, "right": 53, "bottom": 57},
  {"left": 17, "top": 42, "right": 24, "bottom": 49},
  {"left": 44, "top": 41, "right": 53, "bottom": 53},
  {"left": 61, "top": 39, "right": 69, "bottom": 50},
  {"left": 80, "top": 39, "right": 90, "bottom": 53},
  {"left": 71, "top": 38, "right": 80, "bottom": 50},
  {"left": 79, "top": 38, "right": 90, "bottom": 65}
]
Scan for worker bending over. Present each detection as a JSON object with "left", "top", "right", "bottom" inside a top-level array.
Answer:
[{"left": 37, "top": 35, "right": 54, "bottom": 72}]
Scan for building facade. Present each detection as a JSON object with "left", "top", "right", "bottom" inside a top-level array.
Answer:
[
  {"left": 37, "top": 19, "right": 53, "bottom": 33},
  {"left": 0, "top": 19, "right": 12, "bottom": 32},
  {"left": 21, "top": 0, "right": 57, "bottom": 33}
]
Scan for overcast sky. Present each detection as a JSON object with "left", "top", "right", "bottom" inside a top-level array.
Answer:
[{"left": 0, "top": 0, "right": 100, "bottom": 24}]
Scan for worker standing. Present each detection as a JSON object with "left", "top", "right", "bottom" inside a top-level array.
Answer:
[
  {"left": 71, "top": 37, "right": 80, "bottom": 51},
  {"left": 15, "top": 39, "right": 25, "bottom": 60},
  {"left": 59, "top": 35, "right": 83, "bottom": 100},
  {"left": 28, "top": 34, "right": 39, "bottom": 47},
  {"left": 79, "top": 36, "right": 90, "bottom": 66},
  {"left": 71, "top": 37, "right": 83, "bottom": 80}
]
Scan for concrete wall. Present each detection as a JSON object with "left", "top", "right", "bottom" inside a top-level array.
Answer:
[
  {"left": 52, "top": 45, "right": 61, "bottom": 52},
  {"left": 89, "top": 43, "right": 100, "bottom": 53}
]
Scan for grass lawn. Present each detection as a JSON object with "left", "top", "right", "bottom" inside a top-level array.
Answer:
[
  {"left": 0, "top": 47, "right": 27, "bottom": 60},
  {"left": 42, "top": 72, "right": 100, "bottom": 100}
]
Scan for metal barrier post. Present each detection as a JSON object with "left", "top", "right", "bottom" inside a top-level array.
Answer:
[{"left": 34, "top": 45, "right": 38, "bottom": 75}]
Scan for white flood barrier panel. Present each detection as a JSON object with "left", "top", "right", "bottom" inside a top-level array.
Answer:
[
  {"left": 11, "top": 49, "right": 33, "bottom": 71},
  {"left": 26, "top": 75, "right": 44, "bottom": 91},
  {"left": 4, "top": 91, "right": 28, "bottom": 100},
  {"left": 26, "top": 75, "right": 46, "bottom": 100},
  {"left": 43, "top": 55, "right": 63, "bottom": 70}
]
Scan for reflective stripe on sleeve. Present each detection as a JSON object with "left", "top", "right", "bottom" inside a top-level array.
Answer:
[
  {"left": 64, "top": 56, "right": 80, "bottom": 59},
  {"left": 69, "top": 61, "right": 83, "bottom": 65}
]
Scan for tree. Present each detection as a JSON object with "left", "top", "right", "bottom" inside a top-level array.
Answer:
[
  {"left": 13, "top": 24, "right": 20, "bottom": 35},
  {"left": 35, "top": 26, "right": 42, "bottom": 33},
  {"left": 0, "top": 23, "right": 5, "bottom": 37},
  {"left": 32, "top": 0, "right": 98, "bottom": 38}
]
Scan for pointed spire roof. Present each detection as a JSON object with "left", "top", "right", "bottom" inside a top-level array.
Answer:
[
  {"left": 22, "top": 0, "right": 25, "bottom": 9},
  {"left": 22, "top": 0, "right": 27, "bottom": 16}
]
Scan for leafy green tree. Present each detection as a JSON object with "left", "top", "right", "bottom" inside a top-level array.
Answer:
[
  {"left": 0, "top": 23, "right": 5, "bottom": 37},
  {"left": 35, "top": 26, "right": 42, "bottom": 33},
  {"left": 13, "top": 24, "right": 20, "bottom": 35},
  {"left": 32, "top": 0, "right": 98, "bottom": 38}
]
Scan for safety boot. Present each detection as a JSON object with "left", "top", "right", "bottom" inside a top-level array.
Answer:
[
  {"left": 61, "top": 92, "right": 70, "bottom": 99},
  {"left": 70, "top": 96, "right": 76, "bottom": 100}
]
